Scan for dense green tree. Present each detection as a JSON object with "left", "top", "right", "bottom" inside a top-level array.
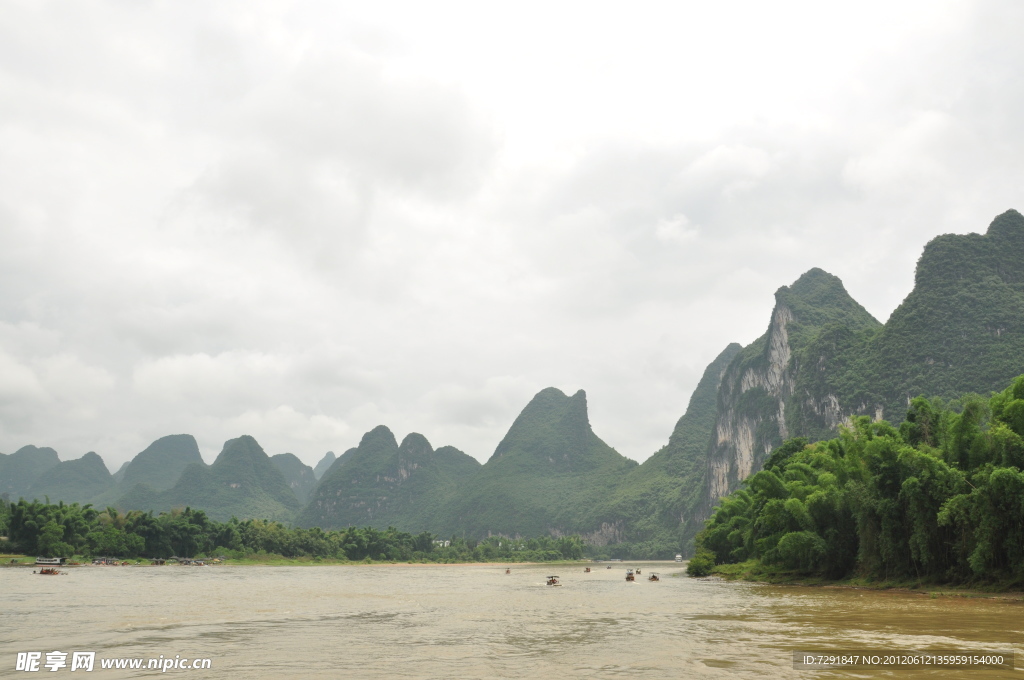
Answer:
[{"left": 694, "top": 374, "right": 1024, "bottom": 586}]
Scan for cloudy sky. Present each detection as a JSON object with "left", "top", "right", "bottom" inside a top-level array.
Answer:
[{"left": 2, "top": 0, "right": 1023, "bottom": 470}]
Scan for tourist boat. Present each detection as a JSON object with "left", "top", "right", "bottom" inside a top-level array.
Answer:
[
  {"left": 675, "top": 554, "right": 683, "bottom": 562},
  {"left": 35, "top": 557, "right": 65, "bottom": 566},
  {"left": 583, "top": 567, "right": 591, "bottom": 573},
  {"left": 546, "top": 575, "right": 561, "bottom": 586},
  {"left": 37, "top": 567, "right": 62, "bottom": 575},
  {"left": 625, "top": 569, "right": 635, "bottom": 582},
  {"left": 636, "top": 568, "right": 641, "bottom": 575},
  {"left": 648, "top": 573, "right": 660, "bottom": 582}
]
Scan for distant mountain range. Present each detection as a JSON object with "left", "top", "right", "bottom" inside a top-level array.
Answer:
[{"left": 3, "top": 210, "right": 1023, "bottom": 556}]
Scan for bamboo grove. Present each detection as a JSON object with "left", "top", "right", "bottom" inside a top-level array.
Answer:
[
  {"left": 0, "top": 501, "right": 587, "bottom": 563},
  {"left": 691, "top": 375, "right": 1024, "bottom": 585}
]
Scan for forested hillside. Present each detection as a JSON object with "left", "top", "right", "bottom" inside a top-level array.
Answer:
[
  {"left": 702, "top": 210, "right": 1024, "bottom": 521},
  {"left": 693, "top": 374, "right": 1024, "bottom": 586}
]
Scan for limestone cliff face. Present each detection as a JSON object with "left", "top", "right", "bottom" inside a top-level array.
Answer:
[
  {"left": 703, "top": 269, "right": 881, "bottom": 510},
  {"left": 708, "top": 302, "right": 794, "bottom": 501}
]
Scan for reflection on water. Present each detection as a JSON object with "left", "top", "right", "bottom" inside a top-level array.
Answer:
[{"left": 2, "top": 563, "right": 1021, "bottom": 678}]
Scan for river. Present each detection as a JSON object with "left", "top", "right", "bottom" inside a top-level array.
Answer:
[{"left": 2, "top": 562, "right": 1020, "bottom": 678}]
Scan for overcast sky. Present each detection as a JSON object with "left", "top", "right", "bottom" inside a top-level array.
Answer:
[{"left": 2, "top": 0, "right": 1023, "bottom": 470}]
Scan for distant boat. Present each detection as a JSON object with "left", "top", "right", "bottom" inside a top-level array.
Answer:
[
  {"left": 35, "top": 557, "right": 65, "bottom": 566},
  {"left": 546, "top": 575, "right": 561, "bottom": 586},
  {"left": 37, "top": 567, "right": 63, "bottom": 575},
  {"left": 648, "top": 573, "right": 660, "bottom": 582},
  {"left": 675, "top": 554, "right": 683, "bottom": 562},
  {"left": 625, "top": 569, "right": 635, "bottom": 582},
  {"left": 583, "top": 567, "right": 591, "bottom": 573}
]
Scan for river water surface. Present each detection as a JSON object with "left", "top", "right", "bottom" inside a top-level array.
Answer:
[{"left": 2, "top": 562, "right": 1021, "bottom": 678}]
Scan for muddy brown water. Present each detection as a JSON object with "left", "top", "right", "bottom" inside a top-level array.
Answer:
[{"left": 2, "top": 562, "right": 1021, "bottom": 678}]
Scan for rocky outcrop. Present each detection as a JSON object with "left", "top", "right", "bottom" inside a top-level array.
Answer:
[{"left": 702, "top": 268, "right": 881, "bottom": 511}]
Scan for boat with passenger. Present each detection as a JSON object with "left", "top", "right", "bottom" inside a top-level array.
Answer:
[
  {"left": 546, "top": 575, "right": 561, "bottom": 586},
  {"left": 648, "top": 573, "right": 660, "bottom": 582},
  {"left": 625, "top": 569, "right": 635, "bottom": 582},
  {"left": 35, "top": 557, "right": 66, "bottom": 566}
]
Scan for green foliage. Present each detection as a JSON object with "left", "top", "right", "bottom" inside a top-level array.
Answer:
[
  {"left": 799, "top": 210, "right": 1024, "bottom": 432},
  {"left": 2, "top": 497, "right": 587, "bottom": 563},
  {"left": 696, "top": 374, "right": 1024, "bottom": 586},
  {"left": 686, "top": 548, "right": 715, "bottom": 577}
]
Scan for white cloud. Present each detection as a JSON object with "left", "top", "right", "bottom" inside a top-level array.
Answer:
[{"left": 1, "top": 0, "right": 1023, "bottom": 471}]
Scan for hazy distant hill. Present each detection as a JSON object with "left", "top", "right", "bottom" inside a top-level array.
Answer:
[
  {"left": 26, "top": 452, "right": 112, "bottom": 505},
  {"left": 0, "top": 445, "right": 61, "bottom": 500},
  {"left": 123, "top": 436, "right": 301, "bottom": 522},
  {"left": 439, "top": 388, "right": 636, "bottom": 539},
  {"left": 120, "top": 434, "right": 203, "bottom": 492},
  {"left": 313, "top": 451, "right": 336, "bottom": 479},
  {"left": 111, "top": 461, "right": 129, "bottom": 484},
  {"left": 270, "top": 453, "right": 317, "bottom": 504},
  {"left": 88, "top": 434, "right": 205, "bottom": 507},
  {"left": 297, "top": 426, "right": 479, "bottom": 532}
]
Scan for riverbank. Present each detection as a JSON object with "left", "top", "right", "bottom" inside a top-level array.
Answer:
[
  {"left": 711, "top": 560, "right": 1024, "bottom": 600},
  {"left": 0, "top": 552, "right": 610, "bottom": 568}
]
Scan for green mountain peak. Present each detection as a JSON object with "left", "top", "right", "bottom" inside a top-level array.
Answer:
[
  {"left": 986, "top": 208, "right": 1024, "bottom": 241},
  {"left": 26, "top": 451, "right": 112, "bottom": 504},
  {"left": 119, "top": 435, "right": 300, "bottom": 522},
  {"left": 774, "top": 267, "right": 880, "bottom": 335},
  {"left": 120, "top": 434, "right": 202, "bottom": 492},
  {"left": 270, "top": 453, "right": 317, "bottom": 505},
  {"left": 0, "top": 445, "right": 61, "bottom": 500},
  {"left": 297, "top": 427, "right": 479, "bottom": 532},
  {"left": 312, "top": 451, "right": 336, "bottom": 479},
  {"left": 490, "top": 387, "right": 598, "bottom": 470}
]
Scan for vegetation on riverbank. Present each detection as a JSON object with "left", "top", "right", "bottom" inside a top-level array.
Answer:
[
  {"left": 691, "top": 375, "right": 1024, "bottom": 590},
  {"left": 0, "top": 500, "right": 588, "bottom": 562},
  {"left": 707, "top": 560, "right": 1024, "bottom": 598}
]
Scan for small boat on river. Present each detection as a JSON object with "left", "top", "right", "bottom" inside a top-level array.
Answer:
[
  {"left": 35, "top": 557, "right": 65, "bottom": 566},
  {"left": 36, "top": 567, "right": 63, "bottom": 575},
  {"left": 546, "top": 575, "right": 561, "bottom": 586},
  {"left": 584, "top": 567, "right": 591, "bottom": 573},
  {"left": 648, "top": 573, "right": 660, "bottom": 582},
  {"left": 625, "top": 569, "right": 635, "bottom": 582},
  {"left": 505, "top": 568, "right": 511, "bottom": 574}
]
